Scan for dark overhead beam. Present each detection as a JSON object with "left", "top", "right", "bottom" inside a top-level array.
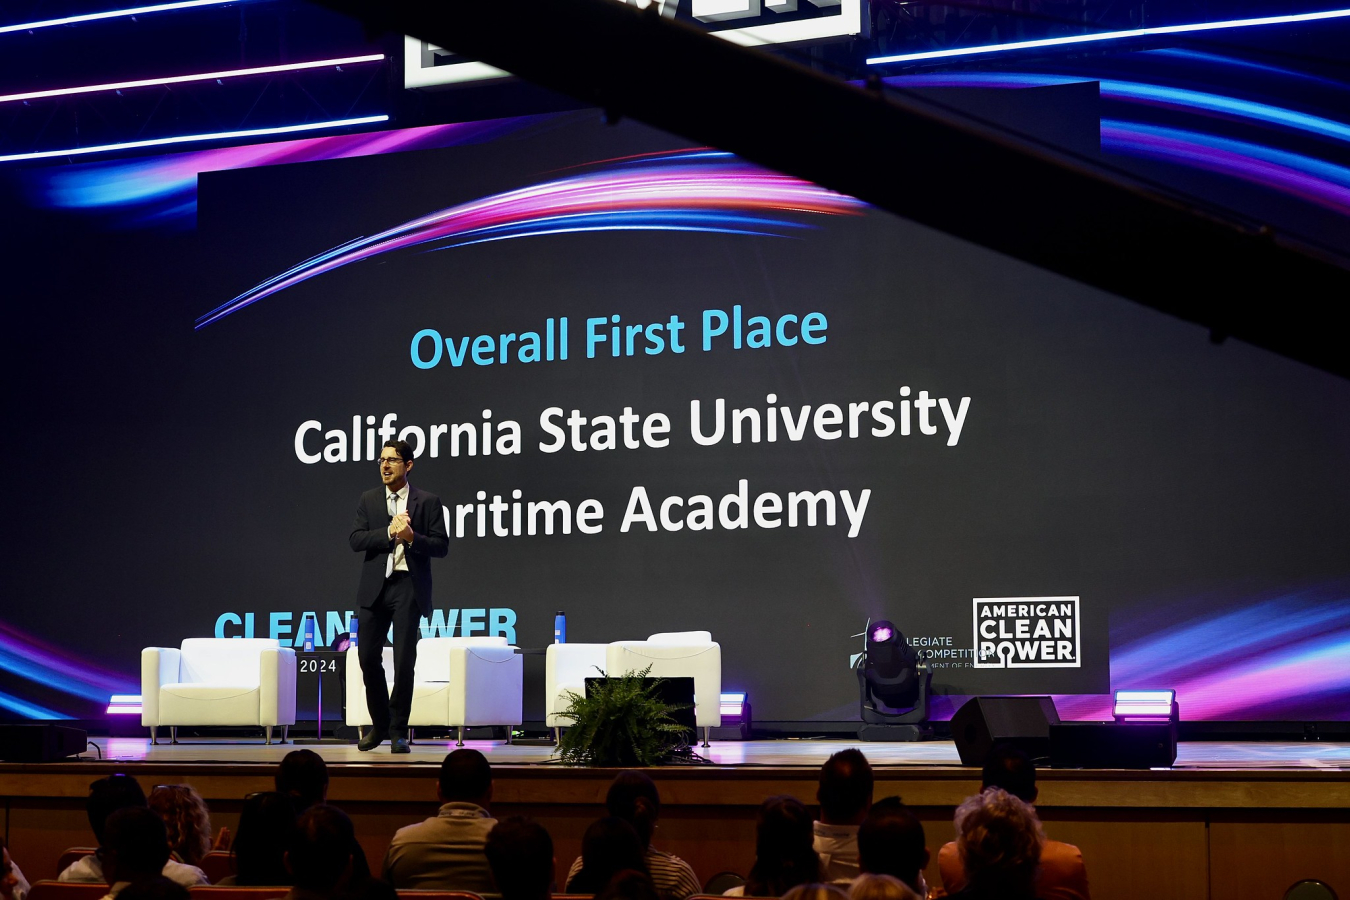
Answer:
[{"left": 317, "top": 0, "right": 1350, "bottom": 378}]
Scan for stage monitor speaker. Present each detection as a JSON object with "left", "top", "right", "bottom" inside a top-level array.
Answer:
[
  {"left": 951, "top": 696, "right": 1060, "bottom": 766},
  {"left": 0, "top": 723, "right": 88, "bottom": 762},
  {"left": 1049, "top": 721, "right": 1177, "bottom": 769}
]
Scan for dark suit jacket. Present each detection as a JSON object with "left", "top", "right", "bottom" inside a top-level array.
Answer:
[{"left": 350, "top": 484, "right": 450, "bottom": 619}]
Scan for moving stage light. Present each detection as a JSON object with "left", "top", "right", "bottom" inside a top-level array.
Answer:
[
  {"left": 717, "top": 692, "right": 752, "bottom": 740},
  {"left": 855, "top": 619, "right": 931, "bottom": 741},
  {"left": 1113, "top": 689, "right": 1179, "bottom": 722}
]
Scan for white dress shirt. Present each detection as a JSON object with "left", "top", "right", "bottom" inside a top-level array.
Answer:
[{"left": 386, "top": 484, "right": 410, "bottom": 576}]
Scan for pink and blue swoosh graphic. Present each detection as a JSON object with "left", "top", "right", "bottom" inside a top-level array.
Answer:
[
  {"left": 0, "top": 620, "right": 137, "bottom": 718},
  {"left": 194, "top": 150, "right": 868, "bottom": 328},
  {"left": 18, "top": 118, "right": 536, "bottom": 229}
]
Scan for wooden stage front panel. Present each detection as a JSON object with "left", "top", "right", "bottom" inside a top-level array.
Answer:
[{"left": 3, "top": 739, "right": 1349, "bottom": 900}]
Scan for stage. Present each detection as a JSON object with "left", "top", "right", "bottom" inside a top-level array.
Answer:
[
  {"left": 31, "top": 735, "right": 1350, "bottom": 769},
  {"left": 4, "top": 737, "right": 1350, "bottom": 900}
]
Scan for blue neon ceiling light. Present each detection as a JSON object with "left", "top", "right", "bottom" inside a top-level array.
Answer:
[
  {"left": 867, "top": 7, "right": 1350, "bottom": 65},
  {"left": 0, "top": 54, "right": 385, "bottom": 105},
  {"left": 0, "top": 114, "right": 389, "bottom": 163},
  {"left": 0, "top": 0, "right": 253, "bottom": 35},
  {"left": 887, "top": 73, "right": 1350, "bottom": 146}
]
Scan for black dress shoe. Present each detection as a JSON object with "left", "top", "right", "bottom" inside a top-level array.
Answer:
[
  {"left": 357, "top": 730, "right": 386, "bottom": 752},
  {"left": 390, "top": 737, "right": 411, "bottom": 754}
]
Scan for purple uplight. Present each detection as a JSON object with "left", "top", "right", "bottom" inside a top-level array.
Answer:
[{"left": 869, "top": 623, "right": 895, "bottom": 643}]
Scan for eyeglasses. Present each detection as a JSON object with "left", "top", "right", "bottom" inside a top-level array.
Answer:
[{"left": 377, "top": 457, "right": 408, "bottom": 466}]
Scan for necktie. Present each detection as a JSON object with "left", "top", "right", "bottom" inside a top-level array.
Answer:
[{"left": 386, "top": 491, "right": 405, "bottom": 577}]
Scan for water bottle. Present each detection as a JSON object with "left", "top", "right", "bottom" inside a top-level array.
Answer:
[
  {"left": 350, "top": 616, "right": 359, "bottom": 648},
  {"left": 302, "top": 615, "right": 315, "bottom": 652},
  {"left": 554, "top": 611, "right": 566, "bottom": 643}
]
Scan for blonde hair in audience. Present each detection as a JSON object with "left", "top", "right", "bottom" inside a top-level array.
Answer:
[
  {"left": 148, "top": 784, "right": 213, "bottom": 866},
  {"left": 782, "top": 883, "right": 850, "bottom": 900},
  {"left": 848, "top": 872, "right": 918, "bottom": 900},
  {"left": 953, "top": 787, "right": 1044, "bottom": 890}
]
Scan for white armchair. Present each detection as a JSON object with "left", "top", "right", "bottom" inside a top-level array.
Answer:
[
  {"left": 141, "top": 638, "right": 296, "bottom": 744},
  {"left": 544, "top": 643, "right": 608, "bottom": 740},
  {"left": 606, "top": 631, "right": 722, "bottom": 746},
  {"left": 345, "top": 637, "right": 523, "bottom": 745}
]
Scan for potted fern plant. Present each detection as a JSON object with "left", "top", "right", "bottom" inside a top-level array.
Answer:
[{"left": 555, "top": 665, "right": 702, "bottom": 766}]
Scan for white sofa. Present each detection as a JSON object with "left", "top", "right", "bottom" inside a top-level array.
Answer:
[
  {"left": 345, "top": 636, "right": 522, "bottom": 745},
  {"left": 141, "top": 638, "right": 296, "bottom": 744},
  {"left": 544, "top": 643, "right": 608, "bottom": 739},
  {"left": 606, "top": 631, "right": 722, "bottom": 746}
]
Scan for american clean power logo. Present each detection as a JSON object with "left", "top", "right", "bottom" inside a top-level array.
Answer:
[{"left": 973, "top": 597, "right": 1081, "bottom": 668}]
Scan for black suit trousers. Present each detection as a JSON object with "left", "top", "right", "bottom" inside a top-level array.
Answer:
[{"left": 357, "top": 571, "right": 421, "bottom": 738}]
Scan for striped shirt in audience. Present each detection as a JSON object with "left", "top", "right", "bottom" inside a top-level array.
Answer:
[{"left": 567, "top": 846, "right": 701, "bottom": 900}]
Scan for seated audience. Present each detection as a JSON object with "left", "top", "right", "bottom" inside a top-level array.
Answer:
[
  {"left": 937, "top": 746, "right": 1089, "bottom": 900},
  {"left": 725, "top": 796, "right": 822, "bottom": 897},
  {"left": 382, "top": 748, "right": 497, "bottom": 892},
  {"left": 100, "top": 808, "right": 175, "bottom": 900},
  {"left": 814, "top": 749, "right": 874, "bottom": 884},
  {"left": 1, "top": 836, "right": 31, "bottom": 900},
  {"left": 945, "top": 789, "right": 1044, "bottom": 900},
  {"left": 567, "top": 771, "right": 700, "bottom": 900},
  {"left": 59, "top": 775, "right": 207, "bottom": 887},
  {"left": 566, "top": 817, "right": 648, "bottom": 895},
  {"left": 598, "top": 870, "right": 661, "bottom": 900},
  {"left": 856, "top": 798, "right": 928, "bottom": 898},
  {"left": 147, "top": 785, "right": 216, "bottom": 866},
  {"left": 219, "top": 791, "right": 297, "bottom": 885},
  {"left": 849, "top": 874, "right": 919, "bottom": 900},
  {"left": 485, "top": 816, "right": 555, "bottom": 900},
  {"left": 277, "top": 750, "right": 330, "bottom": 814},
  {"left": 783, "top": 883, "right": 850, "bottom": 900},
  {"left": 286, "top": 805, "right": 356, "bottom": 900}
]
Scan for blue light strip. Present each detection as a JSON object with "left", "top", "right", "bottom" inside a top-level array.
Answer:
[
  {"left": 867, "top": 6, "right": 1350, "bottom": 65},
  {"left": 0, "top": 114, "right": 389, "bottom": 164},
  {"left": 0, "top": 54, "right": 385, "bottom": 105},
  {"left": 0, "top": 687, "right": 69, "bottom": 719},
  {"left": 0, "top": 0, "right": 252, "bottom": 36}
]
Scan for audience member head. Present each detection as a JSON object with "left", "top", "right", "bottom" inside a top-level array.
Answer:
[
  {"left": 981, "top": 744, "right": 1038, "bottom": 804},
  {"left": 232, "top": 791, "right": 297, "bottom": 886},
  {"left": 277, "top": 750, "right": 330, "bottom": 814},
  {"left": 953, "top": 788, "right": 1044, "bottom": 897},
  {"left": 848, "top": 873, "right": 916, "bottom": 900},
  {"left": 744, "top": 795, "right": 822, "bottom": 897},
  {"left": 605, "top": 771, "right": 661, "bottom": 849},
  {"left": 595, "top": 870, "right": 659, "bottom": 900},
  {"left": 781, "top": 883, "right": 850, "bottom": 900},
  {"left": 857, "top": 797, "right": 928, "bottom": 892},
  {"left": 147, "top": 784, "right": 212, "bottom": 866},
  {"left": 115, "top": 877, "right": 189, "bottom": 900},
  {"left": 88, "top": 774, "right": 148, "bottom": 846},
  {"left": 817, "top": 749, "right": 873, "bottom": 825},
  {"left": 485, "top": 816, "right": 554, "bottom": 900},
  {"left": 437, "top": 749, "right": 493, "bottom": 808},
  {"left": 102, "top": 807, "right": 172, "bottom": 887},
  {"left": 287, "top": 805, "right": 356, "bottom": 895},
  {"left": 1, "top": 836, "right": 19, "bottom": 900},
  {"left": 568, "top": 817, "right": 648, "bottom": 894}
]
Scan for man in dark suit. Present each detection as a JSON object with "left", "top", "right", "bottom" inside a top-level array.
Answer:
[{"left": 350, "top": 439, "right": 449, "bottom": 753}]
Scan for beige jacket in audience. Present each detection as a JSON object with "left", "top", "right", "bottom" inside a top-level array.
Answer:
[{"left": 382, "top": 802, "right": 498, "bottom": 893}]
